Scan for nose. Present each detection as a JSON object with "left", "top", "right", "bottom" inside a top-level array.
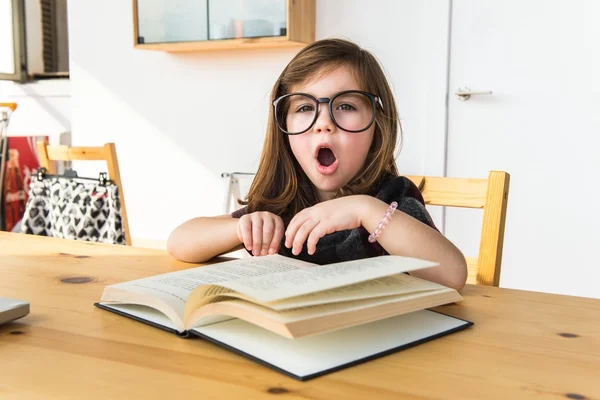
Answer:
[{"left": 312, "top": 100, "right": 335, "bottom": 133}]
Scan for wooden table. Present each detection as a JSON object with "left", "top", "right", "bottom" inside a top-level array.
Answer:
[{"left": 1, "top": 232, "right": 598, "bottom": 399}]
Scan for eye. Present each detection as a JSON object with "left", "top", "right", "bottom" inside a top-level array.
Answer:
[
  {"left": 296, "top": 104, "right": 315, "bottom": 113},
  {"left": 337, "top": 103, "right": 356, "bottom": 111}
]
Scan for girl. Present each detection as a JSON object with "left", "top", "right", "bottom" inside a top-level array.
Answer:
[{"left": 168, "top": 38, "right": 467, "bottom": 291}]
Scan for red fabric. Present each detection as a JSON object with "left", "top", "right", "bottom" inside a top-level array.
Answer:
[{"left": 2, "top": 136, "right": 46, "bottom": 231}]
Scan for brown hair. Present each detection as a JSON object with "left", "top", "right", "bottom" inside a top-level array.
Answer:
[{"left": 244, "top": 38, "right": 401, "bottom": 221}]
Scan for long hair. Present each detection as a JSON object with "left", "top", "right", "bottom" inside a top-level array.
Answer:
[{"left": 245, "top": 38, "right": 401, "bottom": 221}]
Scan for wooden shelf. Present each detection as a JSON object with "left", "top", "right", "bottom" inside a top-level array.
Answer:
[
  {"left": 133, "top": 0, "right": 315, "bottom": 53},
  {"left": 134, "top": 37, "right": 307, "bottom": 53}
]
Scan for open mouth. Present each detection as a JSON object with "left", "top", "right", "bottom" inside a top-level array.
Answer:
[
  {"left": 315, "top": 145, "right": 339, "bottom": 175},
  {"left": 317, "top": 147, "right": 337, "bottom": 167}
]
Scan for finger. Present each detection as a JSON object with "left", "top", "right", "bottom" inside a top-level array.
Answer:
[
  {"left": 306, "top": 222, "right": 328, "bottom": 255},
  {"left": 285, "top": 211, "right": 309, "bottom": 248},
  {"left": 269, "top": 217, "right": 285, "bottom": 255},
  {"left": 251, "top": 215, "right": 263, "bottom": 256},
  {"left": 292, "top": 218, "right": 319, "bottom": 256},
  {"left": 261, "top": 217, "right": 274, "bottom": 256},
  {"left": 239, "top": 217, "right": 253, "bottom": 251}
]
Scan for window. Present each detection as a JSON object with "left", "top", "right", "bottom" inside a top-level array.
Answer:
[
  {"left": 0, "top": 0, "right": 70, "bottom": 82},
  {"left": 0, "top": 0, "right": 26, "bottom": 81}
]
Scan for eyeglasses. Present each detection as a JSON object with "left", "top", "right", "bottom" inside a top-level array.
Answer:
[{"left": 273, "top": 90, "right": 383, "bottom": 135}]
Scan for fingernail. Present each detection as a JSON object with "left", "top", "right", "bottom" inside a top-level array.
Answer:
[
  {"left": 268, "top": 248, "right": 275, "bottom": 255},
  {"left": 261, "top": 250, "right": 267, "bottom": 256}
]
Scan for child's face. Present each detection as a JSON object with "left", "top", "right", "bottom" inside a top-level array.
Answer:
[{"left": 287, "top": 65, "right": 375, "bottom": 201}]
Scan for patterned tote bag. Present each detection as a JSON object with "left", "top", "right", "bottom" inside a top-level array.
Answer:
[{"left": 21, "top": 175, "right": 126, "bottom": 245}]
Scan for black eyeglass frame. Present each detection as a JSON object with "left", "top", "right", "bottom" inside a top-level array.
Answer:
[{"left": 272, "top": 90, "right": 384, "bottom": 135}]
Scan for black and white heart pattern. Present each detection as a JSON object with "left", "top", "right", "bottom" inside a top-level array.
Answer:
[{"left": 21, "top": 176, "right": 126, "bottom": 245}]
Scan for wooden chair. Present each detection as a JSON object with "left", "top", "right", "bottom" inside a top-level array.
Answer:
[
  {"left": 36, "top": 141, "right": 132, "bottom": 246},
  {"left": 405, "top": 171, "right": 510, "bottom": 286}
]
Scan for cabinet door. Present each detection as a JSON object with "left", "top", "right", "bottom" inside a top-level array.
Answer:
[
  {"left": 135, "top": 0, "right": 286, "bottom": 44},
  {"left": 136, "top": 0, "right": 209, "bottom": 44},
  {"left": 208, "top": 0, "right": 286, "bottom": 40}
]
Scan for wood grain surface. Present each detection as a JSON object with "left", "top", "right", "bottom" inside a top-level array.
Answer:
[{"left": 1, "top": 232, "right": 598, "bottom": 399}]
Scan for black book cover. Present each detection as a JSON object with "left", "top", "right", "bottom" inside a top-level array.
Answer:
[{"left": 95, "top": 303, "right": 473, "bottom": 381}]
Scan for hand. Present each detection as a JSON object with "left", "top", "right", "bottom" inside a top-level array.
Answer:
[
  {"left": 285, "top": 196, "right": 369, "bottom": 256},
  {"left": 236, "top": 211, "right": 284, "bottom": 256}
]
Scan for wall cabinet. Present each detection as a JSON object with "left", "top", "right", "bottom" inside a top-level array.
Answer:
[{"left": 132, "top": 0, "right": 315, "bottom": 52}]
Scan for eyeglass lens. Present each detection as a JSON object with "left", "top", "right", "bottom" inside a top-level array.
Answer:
[{"left": 277, "top": 91, "right": 375, "bottom": 134}]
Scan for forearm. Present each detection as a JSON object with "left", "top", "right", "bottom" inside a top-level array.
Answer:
[
  {"left": 359, "top": 196, "right": 467, "bottom": 291},
  {"left": 167, "top": 216, "right": 242, "bottom": 263}
]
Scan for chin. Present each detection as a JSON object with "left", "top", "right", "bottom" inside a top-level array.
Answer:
[{"left": 309, "top": 176, "right": 344, "bottom": 194}]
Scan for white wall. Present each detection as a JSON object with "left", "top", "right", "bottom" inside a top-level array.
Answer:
[
  {"left": 0, "top": 79, "right": 70, "bottom": 141},
  {"left": 66, "top": 0, "right": 449, "bottom": 245}
]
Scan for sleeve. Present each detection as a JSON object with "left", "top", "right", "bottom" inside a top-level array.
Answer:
[{"left": 377, "top": 177, "right": 438, "bottom": 231}]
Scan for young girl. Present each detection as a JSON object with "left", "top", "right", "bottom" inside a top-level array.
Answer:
[{"left": 168, "top": 38, "right": 467, "bottom": 291}]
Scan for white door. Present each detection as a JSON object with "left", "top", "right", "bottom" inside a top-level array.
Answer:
[{"left": 443, "top": 0, "right": 599, "bottom": 298}]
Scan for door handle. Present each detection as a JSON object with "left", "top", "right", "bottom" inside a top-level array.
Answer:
[{"left": 455, "top": 87, "right": 493, "bottom": 101}]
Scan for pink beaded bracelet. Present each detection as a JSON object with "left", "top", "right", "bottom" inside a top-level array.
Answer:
[{"left": 368, "top": 201, "right": 398, "bottom": 243}]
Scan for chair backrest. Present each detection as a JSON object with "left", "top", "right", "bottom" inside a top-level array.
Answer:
[
  {"left": 222, "top": 172, "right": 256, "bottom": 214},
  {"left": 36, "top": 141, "right": 132, "bottom": 246},
  {"left": 405, "top": 171, "right": 510, "bottom": 286}
]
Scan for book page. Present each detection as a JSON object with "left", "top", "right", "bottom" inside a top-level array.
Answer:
[
  {"left": 100, "top": 303, "right": 234, "bottom": 333},
  {"left": 215, "top": 256, "right": 438, "bottom": 303},
  {"left": 188, "top": 288, "right": 461, "bottom": 336},
  {"left": 210, "top": 291, "right": 449, "bottom": 324},
  {"left": 99, "top": 304, "right": 179, "bottom": 331},
  {"left": 264, "top": 273, "right": 445, "bottom": 311},
  {"left": 101, "top": 255, "right": 315, "bottom": 324}
]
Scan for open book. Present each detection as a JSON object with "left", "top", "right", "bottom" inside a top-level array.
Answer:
[{"left": 96, "top": 254, "right": 472, "bottom": 380}]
